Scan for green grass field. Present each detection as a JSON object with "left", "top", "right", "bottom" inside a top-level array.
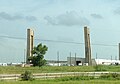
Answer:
[
  {"left": 0, "top": 65, "right": 120, "bottom": 84},
  {"left": 0, "top": 65, "right": 120, "bottom": 74},
  {"left": 0, "top": 66, "right": 94, "bottom": 74},
  {"left": 0, "top": 79, "right": 120, "bottom": 84}
]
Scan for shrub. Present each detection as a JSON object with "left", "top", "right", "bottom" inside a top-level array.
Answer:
[
  {"left": 100, "top": 73, "right": 120, "bottom": 80},
  {"left": 21, "top": 71, "right": 34, "bottom": 81}
]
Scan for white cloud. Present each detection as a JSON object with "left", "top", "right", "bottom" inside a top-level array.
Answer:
[
  {"left": 0, "top": 12, "right": 37, "bottom": 21},
  {"left": 114, "top": 7, "right": 120, "bottom": 15},
  {"left": 44, "top": 11, "right": 90, "bottom": 26}
]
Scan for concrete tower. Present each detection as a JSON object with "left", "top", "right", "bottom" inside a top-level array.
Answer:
[
  {"left": 84, "top": 26, "right": 92, "bottom": 65},
  {"left": 26, "top": 29, "right": 34, "bottom": 64}
]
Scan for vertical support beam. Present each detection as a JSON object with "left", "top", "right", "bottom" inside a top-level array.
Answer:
[
  {"left": 24, "top": 49, "right": 26, "bottom": 64},
  {"left": 26, "top": 29, "right": 34, "bottom": 64},
  {"left": 75, "top": 53, "right": 77, "bottom": 66},
  {"left": 57, "top": 51, "right": 59, "bottom": 66},
  {"left": 84, "top": 26, "right": 92, "bottom": 65},
  {"left": 70, "top": 52, "right": 71, "bottom": 66},
  {"left": 119, "top": 43, "right": 120, "bottom": 60}
]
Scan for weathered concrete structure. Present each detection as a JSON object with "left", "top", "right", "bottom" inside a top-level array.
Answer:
[
  {"left": 84, "top": 26, "right": 92, "bottom": 65},
  {"left": 67, "top": 57, "right": 97, "bottom": 66},
  {"left": 26, "top": 29, "right": 34, "bottom": 64},
  {"left": 67, "top": 57, "right": 86, "bottom": 66}
]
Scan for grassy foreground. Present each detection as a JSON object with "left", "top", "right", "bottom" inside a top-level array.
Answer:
[
  {"left": 0, "top": 80, "right": 120, "bottom": 84},
  {"left": 0, "top": 65, "right": 120, "bottom": 74},
  {"left": 0, "top": 66, "right": 94, "bottom": 74},
  {"left": 0, "top": 65, "right": 120, "bottom": 84}
]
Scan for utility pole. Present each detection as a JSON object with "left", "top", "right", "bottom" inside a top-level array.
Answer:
[
  {"left": 57, "top": 51, "right": 59, "bottom": 66},
  {"left": 75, "top": 53, "right": 77, "bottom": 66},
  {"left": 84, "top": 26, "right": 92, "bottom": 65},
  {"left": 96, "top": 53, "right": 97, "bottom": 59},
  {"left": 24, "top": 49, "right": 26, "bottom": 64},
  {"left": 111, "top": 55, "right": 112, "bottom": 61},
  {"left": 70, "top": 52, "right": 71, "bottom": 66},
  {"left": 115, "top": 56, "right": 117, "bottom": 60},
  {"left": 119, "top": 43, "right": 120, "bottom": 60}
]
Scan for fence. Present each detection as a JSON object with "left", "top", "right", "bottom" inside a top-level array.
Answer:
[{"left": 0, "top": 72, "right": 120, "bottom": 80}]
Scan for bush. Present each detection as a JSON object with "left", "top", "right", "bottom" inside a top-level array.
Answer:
[
  {"left": 100, "top": 73, "right": 120, "bottom": 80},
  {"left": 21, "top": 71, "right": 34, "bottom": 81}
]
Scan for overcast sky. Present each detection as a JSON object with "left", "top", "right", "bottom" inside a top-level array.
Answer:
[{"left": 0, "top": 0, "right": 120, "bottom": 63}]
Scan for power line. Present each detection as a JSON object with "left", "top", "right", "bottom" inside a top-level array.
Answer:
[
  {"left": 0, "top": 35, "right": 26, "bottom": 40},
  {"left": 35, "top": 38, "right": 84, "bottom": 44},
  {"left": 91, "top": 43, "right": 117, "bottom": 47},
  {"left": 0, "top": 35, "right": 118, "bottom": 47}
]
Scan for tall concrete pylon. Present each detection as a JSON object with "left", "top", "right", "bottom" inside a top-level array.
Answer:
[
  {"left": 26, "top": 29, "right": 34, "bottom": 64},
  {"left": 84, "top": 26, "right": 92, "bottom": 65}
]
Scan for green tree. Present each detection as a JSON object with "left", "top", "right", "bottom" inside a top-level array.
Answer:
[{"left": 29, "top": 43, "right": 48, "bottom": 67}]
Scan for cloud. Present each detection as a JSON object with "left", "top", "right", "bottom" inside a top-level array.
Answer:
[
  {"left": 0, "top": 12, "right": 37, "bottom": 21},
  {"left": 26, "top": 16, "right": 37, "bottom": 21},
  {"left": 114, "top": 7, "right": 120, "bottom": 15},
  {"left": 91, "top": 14, "right": 103, "bottom": 19},
  {"left": 44, "top": 11, "right": 90, "bottom": 26}
]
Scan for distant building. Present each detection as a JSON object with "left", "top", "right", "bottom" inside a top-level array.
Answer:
[
  {"left": 95, "top": 59, "right": 120, "bottom": 65},
  {"left": 67, "top": 57, "right": 87, "bottom": 66},
  {"left": 46, "top": 60, "right": 67, "bottom": 66},
  {"left": 67, "top": 57, "right": 120, "bottom": 66},
  {"left": 0, "top": 63, "right": 7, "bottom": 66}
]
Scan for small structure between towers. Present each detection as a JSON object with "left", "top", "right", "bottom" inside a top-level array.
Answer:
[{"left": 26, "top": 29, "right": 34, "bottom": 64}]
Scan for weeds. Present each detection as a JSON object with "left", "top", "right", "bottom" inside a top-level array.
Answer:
[
  {"left": 20, "top": 71, "right": 34, "bottom": 81},
  {"left": 56, "top": 76, "right": 94, "bottom": 81},
  {"left": 100, "top": 73, "right": 120, "bottom": 80}
]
